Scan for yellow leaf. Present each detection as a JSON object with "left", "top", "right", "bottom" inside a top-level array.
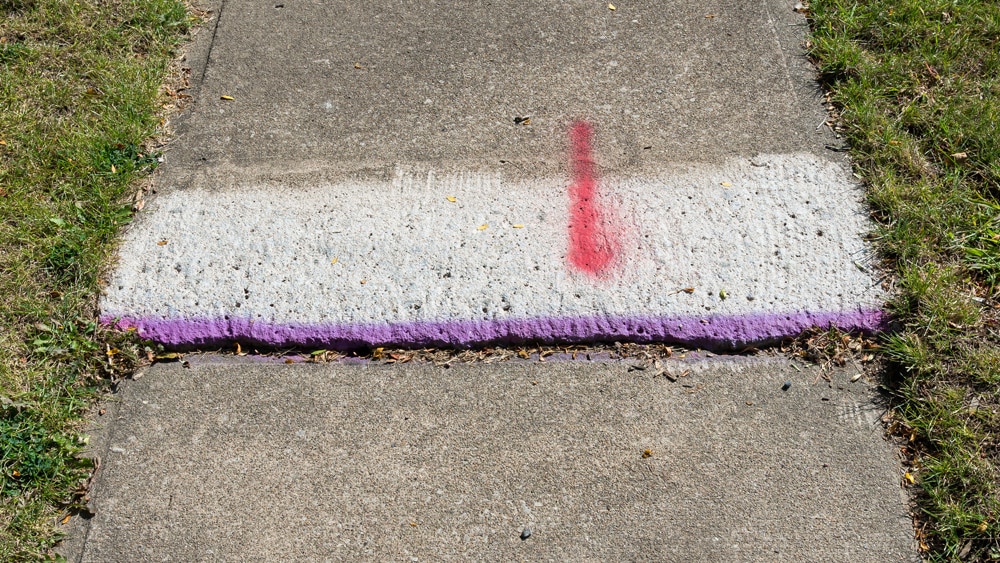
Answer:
[
  {"left": 642, "top": 449, "right": 653, "bottom": 458},
  {"left": 978, "top": 521, "right": 988, "bottom": 533},
  {"left": 373, "top": 347, "right": 384, "bottom": 359},
  {"left": 106, "top": 348, "right": 120, "bottom": 356},
  {"left": 61, "top": 514, "right": 71, "bottom": 524},
  {"left": 12, "top": 470, "right": 20, "bottom": 477},
  {"left": 608, "top": 3, "right": 616, "bottom": 10},
  {"left": 330, "top": 257, "right": 339, "bottom": 265},
  {"left": 512, "top": 224, "right": 524, "bottom": 229},
  {"left": 0, "top": 139, "right": 6, "bottom": 145},
  {"left": 409, "top": 521, "right": 417, "bottom": 527},
  {"left": 521, "top": 117, "right": 531, "bottom": 125},
  {"left": 720, "top": 181, "right": 732, "bottom": 187},
  {"left": 220, "top": 95, "right": 235, "bottom": 101},
  {"left": 446, "top": 196, "right": 457, "bottom": 202},
  {"left": 904, "top": 472, "right": 915, "bottom": 484},
  {"left": 110, "top": 164, "right": 117, "bottom": 174},
  {"left": 477, "top": 223, "right": 489, "bottom": 231},
  {"left": 157, "top": 239, "right": 168, "bottom": 246}
]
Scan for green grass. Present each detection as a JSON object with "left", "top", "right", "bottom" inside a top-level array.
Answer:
[
  {"left": 0, "top": 0, "right": 190, "bottom": 558},
  {"left": 808, "top": 0, "right": 1000, "bottom": 559}
]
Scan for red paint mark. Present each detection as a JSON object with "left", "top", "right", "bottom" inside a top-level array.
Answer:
[{"left": 567, "top": 121, "right": 618, "bottom": 277}]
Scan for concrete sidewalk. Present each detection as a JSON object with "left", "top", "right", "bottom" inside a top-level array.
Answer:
[
  {"left": 99, "top": 0, "right": 883, "bottom": 350},
  {"left": 69, "top": 1, "right": 916, "bottom": 560},
  {"left": 67, "top": 357, "right": 914, "bottom": 561}
]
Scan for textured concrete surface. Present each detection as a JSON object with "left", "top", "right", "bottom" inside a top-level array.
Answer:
[
  {"left": 103, "top": 155, "right": 881, "bottom": 349},
  {"left": 100, "top": 0, "right": 883, "bottom": 349},
  {"left": 68, "top": 358, "right": 915, "bottom": 561}
]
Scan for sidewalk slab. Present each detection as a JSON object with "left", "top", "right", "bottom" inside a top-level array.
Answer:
[
  {"left": 70, "top": 358, "right": 915, "bottom": 561},
  {"left": 100, "top": 0, "right": 884, "bottom": 350}
]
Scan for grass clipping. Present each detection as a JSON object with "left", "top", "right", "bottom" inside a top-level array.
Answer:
[
  {"left": 0, "top": 0, "right": 191, "bottom": 558},
  {"left": 808, "top": 0, "right": 1000, "bottom": 559}
]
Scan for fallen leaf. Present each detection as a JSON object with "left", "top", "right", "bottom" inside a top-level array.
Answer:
[
  {"left": 373, "top": 347, "right": 384, "bottom": 359},
  {"left": 704, "top": 13, "right": 717, "bottom": 18},
  {"left": 951, "top": 151, "right": 968, "bottom": 161},
  {"left": 608, "top": 3, "right": 616, "bottom": 10},
  {"left": 512, "top": 224, "right": 524, "bottom": 228},
  {"left": 111, "top": 164, "right": 117, "bottom": 174},
  {"left": 683, "top": 287, "right": 694, "bottom": 293},
  {"left": 157, "top": 239, "right": 168, "bottom": 246},
  {"left": 155, "top": 352, "right": 182, "bottom": 361},
  {"left": 517, "top": 349, "right": 529, "bottom": 359},
  {"left": 0, "top": 187, "right": 7, "bottom": 197},
  {"left": 105, "top": 348, "right": 119, "bottom": 356},
  {"left": 360, "top": 278, "right": 367, "bottom": 284},
  {"left": 12, "top": 470, "right": 20, "bottom": 477},
  {"left": 235, "top": 342, "right": 244, "bottom": 355},
  {"left": 354, "top": 62, "right": 364, "bottom": 69},
  {"left": 330, "top": 257, "right": 339, "bottom": 265},
  {"left": 904, "top": 472, "right": 915, "bottom": 484},
  {"left": 409, "top": 522, "right": 417, "bottom": 527},
  {"left": 0, "top": 139, "right": 6, "bottom": 145},
  {"left": 220, "top": 95, "right": 235, "bottom": 101},
  {"left": 642, "top": 449, "right": 653, "bottom": 458},
  {"left": 284, "top": 358, "right": 295, "bottom": 364},
  {"left": 720, "top": 181, "right": 732, "bottom": 187},
  {"left": 978, "top": 521, "right": 988, "bottom": 533},
  {"left": 446, "top": 196, "right": 457, "bottom": 202},
  {"left": 850, "top": 372, "right": 862, "bottom": 382},
  {"left": 61, "top": 514, "right": 71, "bottom": 525},
  {"left": 477, "top": 223, "right": 489, "bottom": 231}
]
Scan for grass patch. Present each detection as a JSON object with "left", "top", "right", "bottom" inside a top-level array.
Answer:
[
  {"left": 0, "top": 0, "right": 190, "bottom": 558},
  {"left": 808, "top": 0, "right": 1000, "bottom": 559}
]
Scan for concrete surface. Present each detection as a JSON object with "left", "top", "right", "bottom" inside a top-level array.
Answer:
[
  {"left": 99, "top": 0, "right": 884, "bottom": 350},
  {"left": 67, "top": 357, "right": 916, "bottom": 561}
]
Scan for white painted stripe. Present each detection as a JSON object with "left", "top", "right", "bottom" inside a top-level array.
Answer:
[{"left": 102, "top": 153, "right": 881, "bottom": 327}]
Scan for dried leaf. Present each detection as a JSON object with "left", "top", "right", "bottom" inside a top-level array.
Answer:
[
  {"left": 111, "top": 164, "right": 117, "bottom": 174},
  {"left": 683, "top": 287, "right": 695, "bottom": 293},
  {"left": 157, "top": 239, "right": 168, "bottom": 246},
  {"left": 61, "top": 514, "right": 71, "bottom": 525},
  {"left": 330, "top": 257, "right": 339, "bottom": 265},
  {"left": 642, "top": 449, "right": 653, "bottom": 458},
  {"left": 704, "top": 13, "right": 717, "bottom": 18},
  {"left": 608, "top": 3, "right": 616, "bottom": 10},
  {"left": 220, "top": 95, "right": 235, "bottom": 101},
  {"left": 512, "top": 224, "right": 524, "bottom": 229},
  {"left": 446, "top": 196, "right": 457, "bottom": 202},
  {"left": 354, "top": 62, "right": 364, "bottom": 69},
  {"left": 904, "top": 472, "right": 915, "bottom": 484},
  {"left": 720, "top": 181, "right": 731, "bottom": 187},
  {"left": 477, "top": 223, "right": 489, "bottom": 231}
]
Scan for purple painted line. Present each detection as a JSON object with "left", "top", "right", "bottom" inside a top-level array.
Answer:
[{"left": 101, "top": 309, "right": 887, "bottom": 351}]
